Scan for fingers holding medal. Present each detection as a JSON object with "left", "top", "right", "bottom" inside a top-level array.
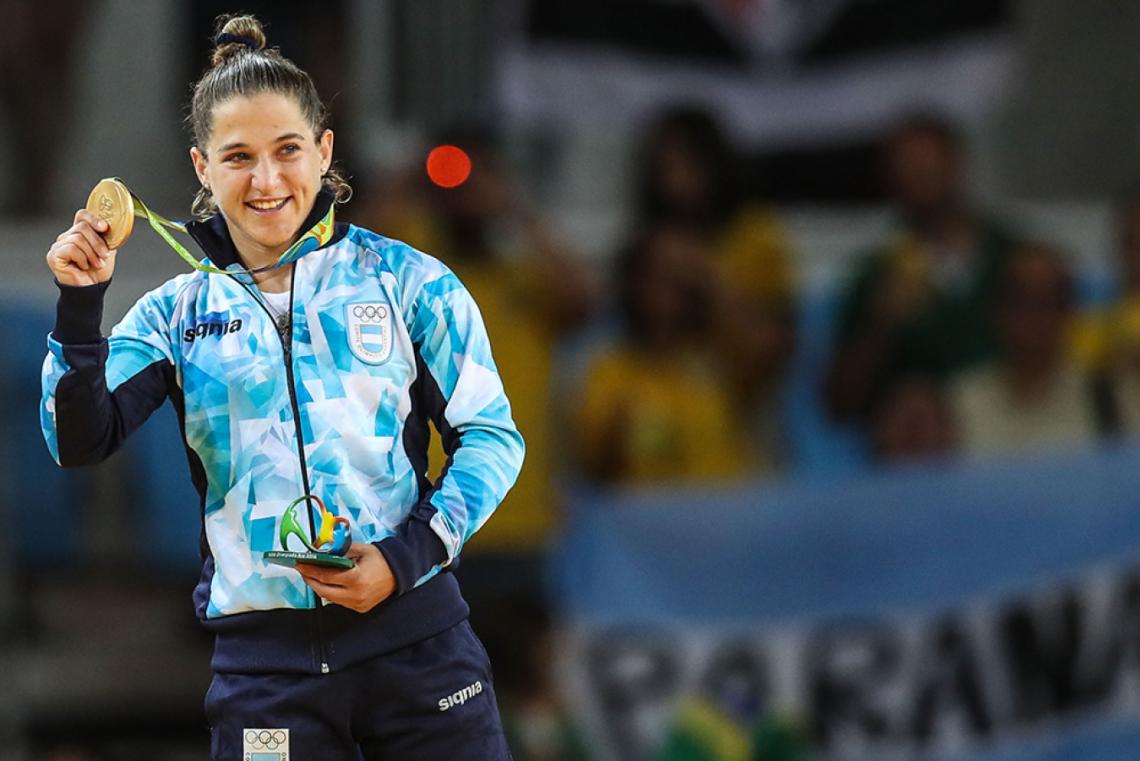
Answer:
[{"left": 46, "top": 179, "right": 130, "bottom": 287}]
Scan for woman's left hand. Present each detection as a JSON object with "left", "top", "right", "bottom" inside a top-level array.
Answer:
[{"left": 296, "top": 542, "right": 397, "bottom": 613}]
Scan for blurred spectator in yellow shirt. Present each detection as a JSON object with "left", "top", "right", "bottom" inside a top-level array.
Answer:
[
  {"left": 635, "top": 104, "right": 798, "bottom": 473},
  {"left": 576, "top": 224, "right": 750, "bottom": 486}
]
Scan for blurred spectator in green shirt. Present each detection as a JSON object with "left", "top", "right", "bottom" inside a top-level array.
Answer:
[{"left": 824, "top": 114, "right": 1022, "bottom": 428}]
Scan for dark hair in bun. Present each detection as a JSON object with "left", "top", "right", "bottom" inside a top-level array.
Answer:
[
  {"left": 210, "top": 14, "right": 267, "bottom": 66},
  {"left": 187, "top": 14, "right": 351, "bottom": 219}
]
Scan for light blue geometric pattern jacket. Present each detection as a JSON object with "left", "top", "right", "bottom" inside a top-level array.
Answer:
[{"left": 41, "top": 192, "right": 524, "bottom": 673}]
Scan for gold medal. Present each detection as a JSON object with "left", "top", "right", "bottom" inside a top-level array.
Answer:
[{"left": 85, "top": 178, "right": 135, "bottom": 250}]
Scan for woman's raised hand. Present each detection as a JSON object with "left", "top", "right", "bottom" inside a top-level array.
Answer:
[{"left": 46, "top": 209, "right": 117, "bottom": 287}]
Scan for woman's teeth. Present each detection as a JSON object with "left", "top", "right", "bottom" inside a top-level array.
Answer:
[{"left": 248, "top": 198, "right": 288, "bottom": 211}]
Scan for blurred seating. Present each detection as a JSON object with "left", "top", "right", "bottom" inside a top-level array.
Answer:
[{"left": 0, "top": 303, "right": 83, "bottom": 573}]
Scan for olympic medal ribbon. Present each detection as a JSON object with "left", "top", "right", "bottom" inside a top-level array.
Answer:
[{"left": 91, "top": 177, "right": 336, "bottom": 275}]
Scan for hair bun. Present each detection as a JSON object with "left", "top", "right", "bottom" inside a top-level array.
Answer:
[{"left": 211, "top": 15, "right": 267, "bottom": 67}]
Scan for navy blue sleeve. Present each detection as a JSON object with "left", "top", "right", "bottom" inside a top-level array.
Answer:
[
  {"left": 374, "top": 348, "right": 452, "bottom": 595},
  {"left": 41, "top": 281, "right": 174, "bottom": 467}
]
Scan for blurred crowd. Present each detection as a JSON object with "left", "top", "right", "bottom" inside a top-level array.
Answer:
[
  {"left": 333, "top": 106, "right": 1140, "bottom": 761},
  {"left": 349, "top": 106, "right": 1140, "bottom": 504}
]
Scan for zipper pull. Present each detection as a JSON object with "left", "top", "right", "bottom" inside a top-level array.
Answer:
[
  {"left": 278, "top": 319, "right": 292, "bottom": 359},
  {"left": 321, "top": 662, "right": 330, "bottom": 674}
]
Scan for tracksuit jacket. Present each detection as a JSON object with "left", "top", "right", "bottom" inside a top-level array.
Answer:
[{"left": 40, "top": 190, "right": 525, "bottom": 675}]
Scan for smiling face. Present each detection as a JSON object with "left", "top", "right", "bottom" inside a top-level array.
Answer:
[{"left": 190, "top": 92, "right": 333, "bottom": 264}]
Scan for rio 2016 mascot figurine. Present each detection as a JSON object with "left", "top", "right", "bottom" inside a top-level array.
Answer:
[{"left": 264, "top": 495, "right": 355, "bottom": 569}]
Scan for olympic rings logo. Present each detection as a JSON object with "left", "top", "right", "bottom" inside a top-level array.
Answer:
[
  {"left": 352, "top": 304, "right": 388, "bottom": 322},
  {"left": 245, "top": 729, "right": 287, "bottom": 749}
]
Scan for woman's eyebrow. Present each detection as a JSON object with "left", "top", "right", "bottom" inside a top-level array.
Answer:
[{"left": 217, "top": 133, "right": 306, "bottom": 153}]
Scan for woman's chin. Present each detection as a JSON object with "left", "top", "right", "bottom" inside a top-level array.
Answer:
[{"left": 247, "top": 223, "right": 300, "bottom": 253}]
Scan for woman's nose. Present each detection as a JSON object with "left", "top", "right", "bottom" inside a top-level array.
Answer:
[{"left": 250, "top": 158, "right": 282, "bottom": 193}]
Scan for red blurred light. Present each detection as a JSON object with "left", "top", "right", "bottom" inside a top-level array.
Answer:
[{"left": 426, "top": 145, "right": 472, "bottom": 188}]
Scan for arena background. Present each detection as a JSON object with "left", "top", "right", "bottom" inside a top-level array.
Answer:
[{"left": 4, "top": 1, "right": 1140, "bottom": 759}]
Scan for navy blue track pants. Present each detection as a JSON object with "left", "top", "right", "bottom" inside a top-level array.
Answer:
[{"left": 205, "top": 619, "right": 511, "bottom": 760}]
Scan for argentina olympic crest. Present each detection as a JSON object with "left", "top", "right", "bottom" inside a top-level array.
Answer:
[{"left": 346, "top": 302, "right": 393, "bottom": 364}]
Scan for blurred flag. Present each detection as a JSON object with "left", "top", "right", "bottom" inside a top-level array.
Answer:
[{"left": 503, "top": 0, "right": 1013, "bottom": 155}]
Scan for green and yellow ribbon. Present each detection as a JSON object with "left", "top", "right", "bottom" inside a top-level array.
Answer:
[{"left": 110, "top": 178, "right": 336, "bottom": 275}]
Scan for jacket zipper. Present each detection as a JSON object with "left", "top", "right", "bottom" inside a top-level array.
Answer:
[{"left": 233, "top": 268, "right": 331, "bottom": 674}]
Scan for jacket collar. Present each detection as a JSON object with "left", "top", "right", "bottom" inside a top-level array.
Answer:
[{"left": 183, "top": 187, "right": 347, "bottom": 271}]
